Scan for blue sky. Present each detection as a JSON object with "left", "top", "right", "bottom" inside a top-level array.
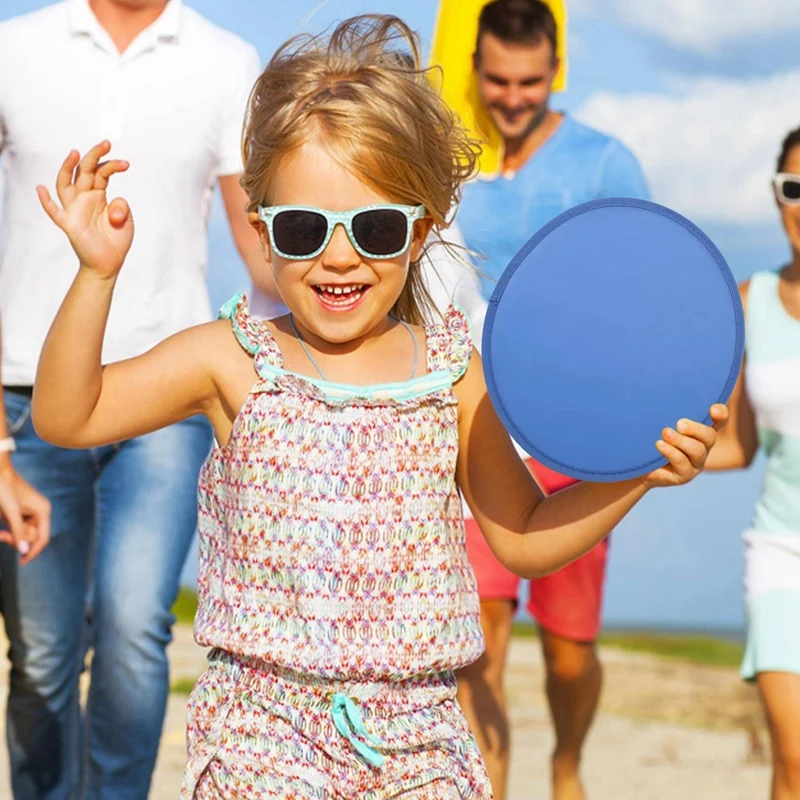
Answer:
[{"left": 3, "top": 0, "right": 798, "bottom": 631}]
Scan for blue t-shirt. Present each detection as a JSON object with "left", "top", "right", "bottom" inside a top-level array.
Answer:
[{"left": 458, "top": 114, "right": 650, "bottom": 300}]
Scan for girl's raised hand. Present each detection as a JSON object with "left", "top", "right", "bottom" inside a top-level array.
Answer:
[
  {"left": 36, "top": 141, "right": 132, "bottom": 279},
  {"left": 644, "top": 403, "right": 729, "bottom": 488}
]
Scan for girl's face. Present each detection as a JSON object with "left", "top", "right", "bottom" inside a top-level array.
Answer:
[
  {"left": 251, "top": 134, "right": 433, "bottom": 346},
  {"left": 777, "top": 144, "right": 800, "bottom": 255}
]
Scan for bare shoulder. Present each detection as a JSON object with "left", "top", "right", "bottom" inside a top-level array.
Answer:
[
  {"left": 165, "top": 318, "right": 244, "bottom": 359},
  {"left": 201, "top": 318, "right": 260, "bottom": 375},
  {"left": 195, "top": 319, "right": 264, "bottom": 438},
  {"left": 142, "top": 319, "right": 252, "bottom": 393}
]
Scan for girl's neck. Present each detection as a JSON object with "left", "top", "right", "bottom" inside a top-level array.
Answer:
[
  {"left": 280, "top": 312, "right": 421, "bottom": 387},
  {"left": 289, "top": 314, "right": 395, "bottom": 358}
]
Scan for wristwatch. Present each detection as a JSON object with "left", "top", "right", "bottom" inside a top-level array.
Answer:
[{"left": 0, "top": 437, "right": 17, "bottom": 453}]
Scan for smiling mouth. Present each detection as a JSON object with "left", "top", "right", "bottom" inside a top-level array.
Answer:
[
  {"left": 313, "top": 283, "right": 369, "bottom": 311},
  {"left": 501, "top": 109, "right": 531, "bottom": 121}
]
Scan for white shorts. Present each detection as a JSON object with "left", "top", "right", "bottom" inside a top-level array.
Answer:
[{"left": 741, "top": 531, "right": 800, "bottom": 680}]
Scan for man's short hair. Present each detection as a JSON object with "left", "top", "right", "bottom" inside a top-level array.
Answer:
[{"left": 476, "top": 0, "right": 558, "bottom": 59}]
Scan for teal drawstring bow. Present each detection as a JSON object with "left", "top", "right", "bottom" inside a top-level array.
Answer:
[{"left": 330, "top": 692, "right": 385, "bottom": 768}]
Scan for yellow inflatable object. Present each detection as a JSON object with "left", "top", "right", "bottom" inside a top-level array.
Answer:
[{"left": 431, "top": 0, "right": 567, "bottom": 177}]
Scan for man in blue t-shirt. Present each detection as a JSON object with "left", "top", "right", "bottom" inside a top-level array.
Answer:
[{"left": 454, "top": 2, "right": 649, "bottom": 799}]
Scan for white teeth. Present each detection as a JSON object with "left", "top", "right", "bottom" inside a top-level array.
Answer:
[{"left": 317, "top": 284, "right": 364, "bottom": 295}]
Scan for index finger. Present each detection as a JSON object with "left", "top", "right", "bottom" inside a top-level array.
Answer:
[{"left": 674, "top": 416, "right": 718, "bottom": 449}]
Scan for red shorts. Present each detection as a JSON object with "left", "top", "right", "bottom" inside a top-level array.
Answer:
[{"left": 464, "top": 458, "right": 610, "bottom": 642}]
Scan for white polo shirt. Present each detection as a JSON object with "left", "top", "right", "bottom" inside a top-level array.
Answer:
[{"left": 0, "top": 0, "right": 261, "bottom": 384}]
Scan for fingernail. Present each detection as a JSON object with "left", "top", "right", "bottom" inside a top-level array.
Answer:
[
  {"left": 664, "top": 428, "right": 675, "bottom": 439},
  {"left": 656, "top": 440, "right": 665, "bottom": 449},
  {"left": 677, "top": 420, "right": 688, "bottom": 433},
  {"left": 17, "top": 541, "right": 30, "bottom": 556}
]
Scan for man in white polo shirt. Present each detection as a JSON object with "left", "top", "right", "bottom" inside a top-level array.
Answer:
[{"left": 0, "top": 1, "right": 276, "bottom": 797}]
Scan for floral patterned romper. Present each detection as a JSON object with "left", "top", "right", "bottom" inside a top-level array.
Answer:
[{"left": 182, "top": 294, "right": 493, "bottom": 799}]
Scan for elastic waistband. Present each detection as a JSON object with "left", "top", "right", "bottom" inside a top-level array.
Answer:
[{"left": 207, "top": 648, "right": 456, "bottom": 715}]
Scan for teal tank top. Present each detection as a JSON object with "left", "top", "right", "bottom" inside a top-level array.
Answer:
[{"left": 744, "top": 270, "right": 800, "bottom": 534}]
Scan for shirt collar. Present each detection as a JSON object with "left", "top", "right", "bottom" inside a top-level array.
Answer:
[{"left": 68, "top": 0, "right": 183, "bottom": 44}]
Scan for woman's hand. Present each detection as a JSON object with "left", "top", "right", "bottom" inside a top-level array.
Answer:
[
  {"left": 644, "top": 403, "right": 729, "bottom": 488},
  {"left": 36, "top": 141, "right": 132, "bottom": 279},
  {"left": 0, "top": 461, "right": 51, "bottom": 565}
]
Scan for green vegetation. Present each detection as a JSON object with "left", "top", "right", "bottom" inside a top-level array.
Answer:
[
  {"left": 171, "top": 678, "right": 197, "bottom": 696},
  {"left": 512, "top": 621, "right": 744, "bottom": 669},
  {"left": 600, "top": 631, "right": 743, "bottom": 668},
  {"left": 172, "top": 587, "right": 198, "bottom": 625}
]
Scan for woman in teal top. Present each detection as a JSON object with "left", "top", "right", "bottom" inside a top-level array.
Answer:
[{"left": 707, "top": 126, "right": 800, "bottom": 800}]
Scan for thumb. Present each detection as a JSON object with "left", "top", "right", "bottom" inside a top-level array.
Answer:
[
  {"left": 107, "top": 197, "right": 131, "bottom": 228},
  {"left": 709, "top": 403, "right": 729, "bottom": 431}
]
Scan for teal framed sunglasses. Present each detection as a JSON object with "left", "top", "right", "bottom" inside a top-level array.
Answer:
[{"left": 257, "top": 203, "right": 427, "bottom": 260}]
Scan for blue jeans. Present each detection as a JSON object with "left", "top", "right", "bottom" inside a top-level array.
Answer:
[{"left": 0, "top": 389, "right": 213, "bottom": 800}]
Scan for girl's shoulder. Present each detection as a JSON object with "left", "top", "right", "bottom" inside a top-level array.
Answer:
[
  {"left": 425, "top": 303, "right": 473, "bottom": 383},
  {"left": 218, "top": 292, "right": 283, "bottom": 365}
]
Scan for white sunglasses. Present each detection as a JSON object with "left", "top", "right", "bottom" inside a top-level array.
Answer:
[
  {"left": 257, "top": 204, "right": 427, "bottom": 260},
  {"left": 773, "top": 173, "right": 800, "bottom": 206}
]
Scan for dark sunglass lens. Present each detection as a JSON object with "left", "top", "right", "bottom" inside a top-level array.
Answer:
[
  {"left": 352, "top": 209, "right": 408, "bottom": 256},
  {"left": 272, "top": 210, "right": 328, "bottom": 256},
  {"left": 783, "top": 179, "right": 800, "bottom": 201}
]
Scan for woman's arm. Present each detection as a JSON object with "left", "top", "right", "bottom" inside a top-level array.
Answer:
[
  {"left": 704, "top": 281, "right": 758, "bottom": 471},
  {"left": 32, "top": 142, "right": 221, "bottom": 448},
  {"left": 454, "top": 351, "right": 726, "bottom": 579}
]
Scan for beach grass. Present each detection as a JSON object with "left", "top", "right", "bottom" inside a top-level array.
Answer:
[
  {"left": 512, "top": 621, "right": 744, "bottom": 669},
  {"left": 599, "top": 631, "right": 743, "bottom": 668},
  {"left": 171, "top": 677, "right": 198, "bottom": 695},
  {"left": 173, "top": 587, "right": 199, "bottom": 625},
  {"left": 171, "top": 588, "right": 744, "bottom": 671}
]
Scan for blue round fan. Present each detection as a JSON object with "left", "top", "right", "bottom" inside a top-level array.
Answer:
[{"left": 482, "top": 198, "right": 744, "bottom": 482}]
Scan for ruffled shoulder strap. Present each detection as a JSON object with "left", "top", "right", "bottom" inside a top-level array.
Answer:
[
  {"left": 425, "top": 304, "right": 473, "bottom": 383},
  {"left": 218, "top": 293, "right": 283, "bottom": 367}
]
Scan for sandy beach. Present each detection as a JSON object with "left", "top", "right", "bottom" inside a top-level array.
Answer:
[{"left": 0, "top": 625, "right": 771, "bottom": 799}]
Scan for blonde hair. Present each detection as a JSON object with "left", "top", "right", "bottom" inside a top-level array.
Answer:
[{"left": 241, "top": 14, "right": 481, "bottom": 326}]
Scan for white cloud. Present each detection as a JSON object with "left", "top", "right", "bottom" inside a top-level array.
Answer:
[
  {"left": 571, "top": 0, "right": 800, "bottom": 54},
  {"left": 574, "top": 71, "right": 800, "bottom": 224}
]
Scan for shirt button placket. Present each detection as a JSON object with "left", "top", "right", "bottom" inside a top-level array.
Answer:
[{"left": 101, "top": 56, "right": 123, "bottom": 142}]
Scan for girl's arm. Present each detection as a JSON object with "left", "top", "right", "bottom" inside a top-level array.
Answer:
[
  {"left": 32, "top": 142, "right": 220, "bottom": 448},
  {"left": 704, "top": 282, "right": 758, "bottom": 471},
  {"left": 454, "top": 351, "right": 727, "bottom": 580}
]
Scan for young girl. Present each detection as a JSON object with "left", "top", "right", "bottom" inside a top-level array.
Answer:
[
  {"left": 705, "top": 127, "right": 800, "bottom": 800},
  {"left": 32, "top": 15, "right": 726, "bottom": 799}
]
